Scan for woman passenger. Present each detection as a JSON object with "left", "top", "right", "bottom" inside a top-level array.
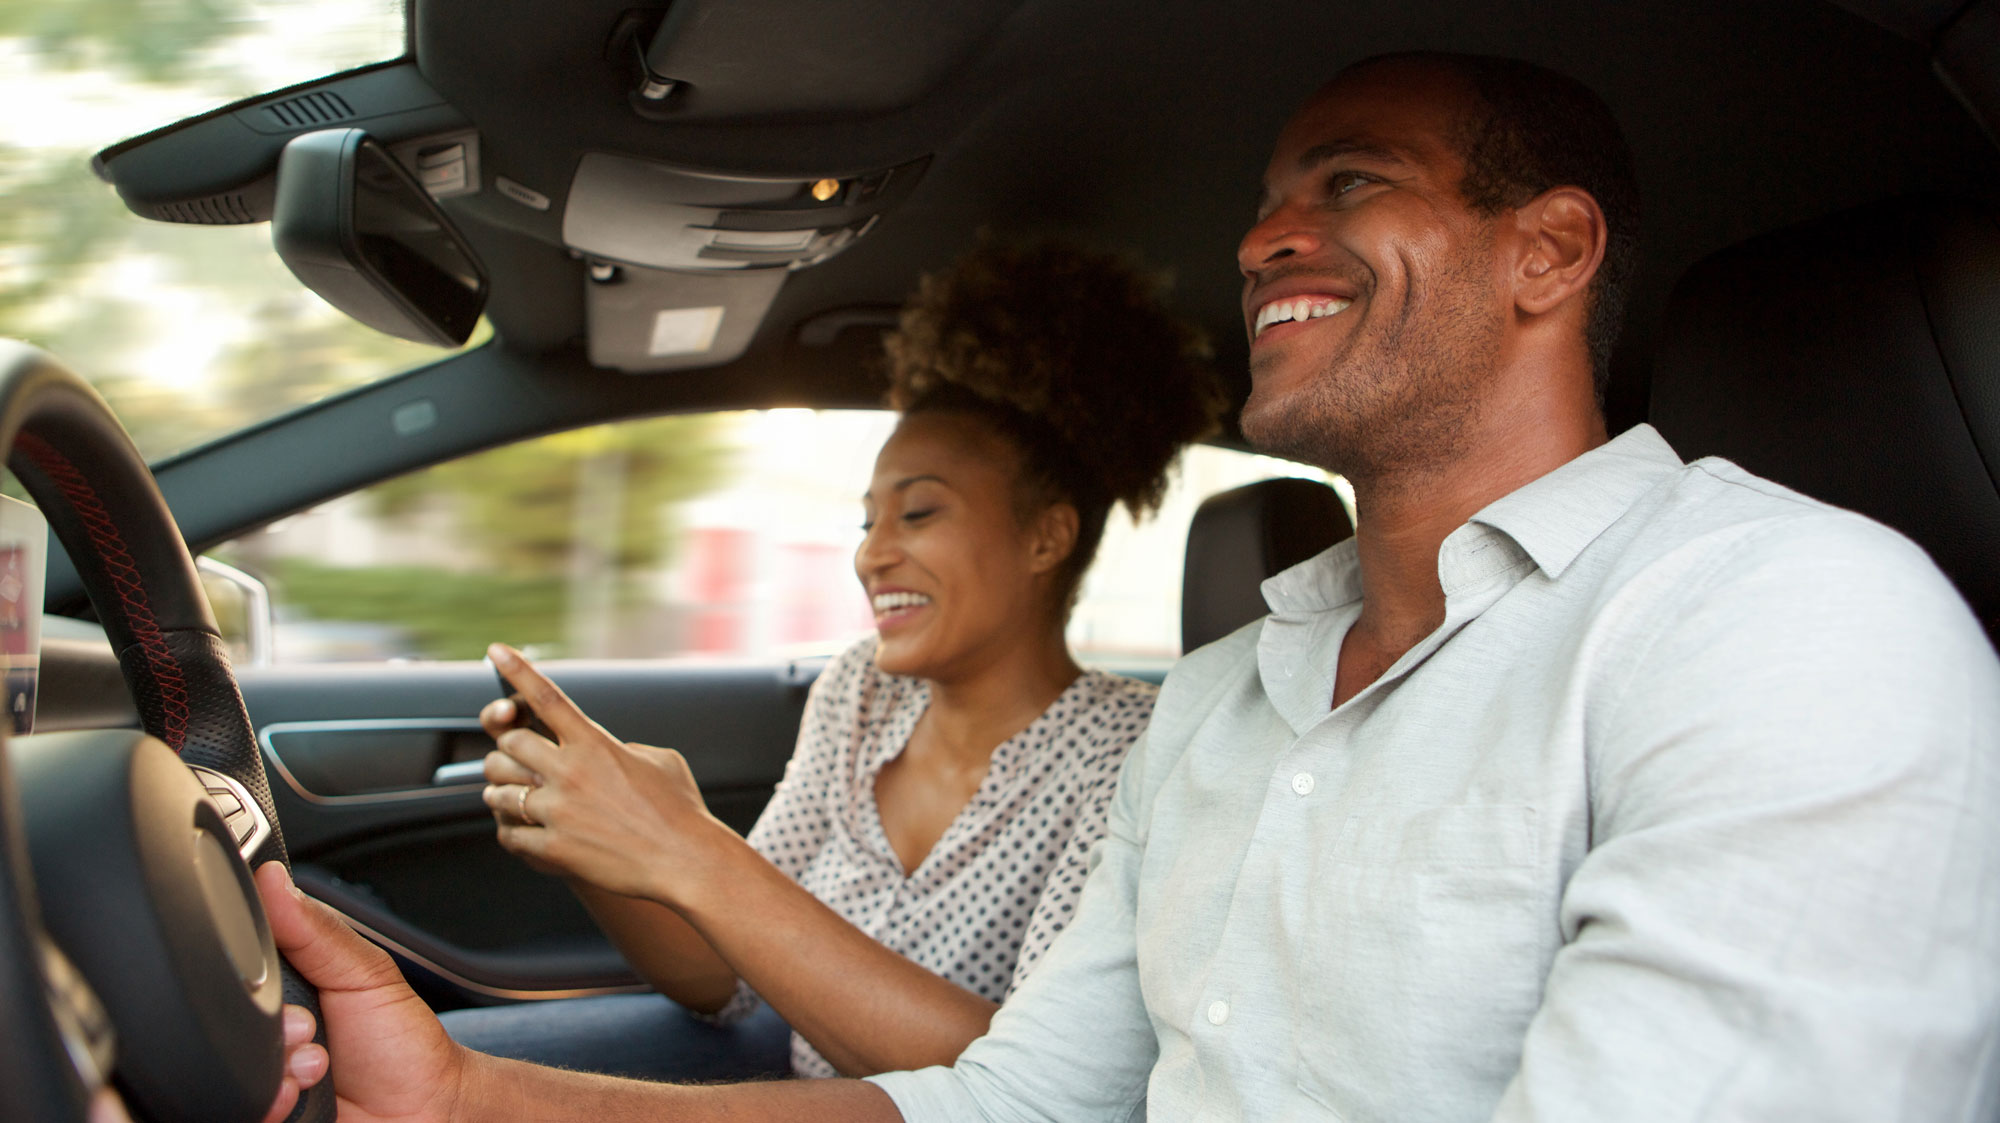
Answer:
[{"left": 453, "top": 241, "right": 1225, "bottom": 1079}]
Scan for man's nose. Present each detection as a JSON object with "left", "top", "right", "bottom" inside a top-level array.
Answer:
[{"left": 1238, "top": 200, "right": 1320, "bottom": 277}]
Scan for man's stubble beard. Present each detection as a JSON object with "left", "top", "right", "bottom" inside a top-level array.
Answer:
[{"left": 1241, "top": 252, "right": 1504, "bottom": 484}]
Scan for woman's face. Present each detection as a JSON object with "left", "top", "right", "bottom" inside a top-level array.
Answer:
[{"left": 857, "top": 411, "right": 1068, "bottom": 681}]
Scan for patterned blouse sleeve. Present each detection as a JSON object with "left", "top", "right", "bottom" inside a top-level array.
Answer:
[{"left": 1004, "top": 678, "right": 1157, "bottom": 996}]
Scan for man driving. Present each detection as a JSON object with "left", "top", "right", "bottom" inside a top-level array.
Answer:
[{"left": 252, "top": 51, "right": 2000, "bottom": 1123}]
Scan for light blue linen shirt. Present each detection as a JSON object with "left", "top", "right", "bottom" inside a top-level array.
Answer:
[{"left": 869, "top": 424, "right": 2000, "bottom": 1122}]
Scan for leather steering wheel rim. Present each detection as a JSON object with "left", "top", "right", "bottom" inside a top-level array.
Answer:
[{"left": 0, "top": 340, "right": 332, "bottom": 1123}]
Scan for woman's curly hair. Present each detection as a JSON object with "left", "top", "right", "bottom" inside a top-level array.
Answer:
[{"left": 884, "top": 239, "right": 1227, "bottom": 610}]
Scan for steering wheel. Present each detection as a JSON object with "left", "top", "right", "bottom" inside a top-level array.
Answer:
[{"left": 0, "top": 341, "right": 332, "bottom": 1123}]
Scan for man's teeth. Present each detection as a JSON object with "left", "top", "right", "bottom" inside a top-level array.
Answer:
[
  {"left": 1254, "top": 297, "right": 1353, "bottom": 337},
  {"left": 873, "top": 592, "right": 932, "bottom": 613}
]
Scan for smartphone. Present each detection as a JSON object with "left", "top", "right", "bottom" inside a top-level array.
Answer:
[{"left": 489, "top": 658, "right": 557, "bottom": 740}]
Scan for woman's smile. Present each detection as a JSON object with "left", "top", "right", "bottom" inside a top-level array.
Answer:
[{"left": 871, "top": 588, "right": 934, "bottom": 629}]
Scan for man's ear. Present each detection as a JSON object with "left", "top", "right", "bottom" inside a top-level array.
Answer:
[
  {"left": 1027, "top": 501, "right": 1080, "bottom": 576},
  {"left": 1510, "top": 186, "right": 1607, "bottom": 316}
]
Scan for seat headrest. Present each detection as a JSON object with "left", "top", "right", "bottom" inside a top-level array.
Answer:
[
  {"left": 1651, "top": 195, "right": 2000, "bottom": 638},
  {"left": 1181, "top": 476, "right": 1353, "bottom": 652}
]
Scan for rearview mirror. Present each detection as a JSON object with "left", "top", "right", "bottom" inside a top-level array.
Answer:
[{"left": 272, "top": 128, "right": 487, "bottom": 346}]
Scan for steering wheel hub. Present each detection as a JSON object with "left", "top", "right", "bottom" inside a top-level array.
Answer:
[{"left": 15, "top": 730, "right": 283, "bottom": 1122}]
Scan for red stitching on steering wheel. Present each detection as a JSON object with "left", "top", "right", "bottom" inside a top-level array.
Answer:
[{"left": 14, "top": 432, "right": 191, "bottom": 750}]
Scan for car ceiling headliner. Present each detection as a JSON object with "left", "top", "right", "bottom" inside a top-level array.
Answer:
[{"left": 410, "top": 0, "right": 2000, "bottom": 428}]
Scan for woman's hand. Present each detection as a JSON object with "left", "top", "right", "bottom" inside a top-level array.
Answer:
[{"left": 481, "top": 643, "right": 736, "bottom": 906}]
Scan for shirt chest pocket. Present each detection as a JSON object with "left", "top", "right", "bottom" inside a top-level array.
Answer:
[{"left": 1296, "top": 804, "right": 1555, "bottom": 1122}]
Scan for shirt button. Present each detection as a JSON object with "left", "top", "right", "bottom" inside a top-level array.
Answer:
[
  {"left": 1291, "top": 772, "right": 1315, "bottom": 796},
  {"left": 1207, "top": 1000, "right": 1230, "bottom": 1026}
]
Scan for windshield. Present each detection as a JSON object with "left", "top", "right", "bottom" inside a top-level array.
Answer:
[{"left": 0, "top": 0, "right": 467, "bottom": 462}]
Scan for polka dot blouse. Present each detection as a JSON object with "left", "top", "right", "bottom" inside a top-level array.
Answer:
[{"left": 723, "top": 636, "right": 1156, "bottom": 1078}]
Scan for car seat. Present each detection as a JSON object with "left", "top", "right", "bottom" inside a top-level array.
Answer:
[
  {"left": 1180, "top": 477, "right": 1354, "bottom": 652},
  {"left": 1650, "top": 195, "right": 2000, "bottom": 645}
]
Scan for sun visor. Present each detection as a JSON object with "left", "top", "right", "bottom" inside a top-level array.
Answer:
[
  {"left": 585, "top": 265, "right": 786, "bottom": 373},
  {"left": 561, "top": 152, "right": 926, "bottom": 272}
]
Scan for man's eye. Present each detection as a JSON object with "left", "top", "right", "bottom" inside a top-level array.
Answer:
[{"left": 1327, "top": 171, "right": 1371, "bottom": 197}]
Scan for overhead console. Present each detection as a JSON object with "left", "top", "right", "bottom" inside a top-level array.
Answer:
[
  {"left": 85, "top": 0, "right": 981, "bottom": 372},
  {"left": 563, "top": 154, "right": 923, "bottom": 272},
  {"left": 562, "top": 153, "right": 927, "bottom": 372}
]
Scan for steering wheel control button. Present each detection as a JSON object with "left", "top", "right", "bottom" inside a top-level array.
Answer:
[
  {"left": 1291, "top": 772, "right": 1316, "bottom": 796},
  {"left": 1207, "top": 999, "right": 1230, "bottom": 1026},
  {"left": 189, "top": 764, "right": 272, "bottom": 861}
]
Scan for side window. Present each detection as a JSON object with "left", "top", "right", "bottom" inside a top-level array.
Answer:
[{"left": 210, "top": 410, "right": 1345, "bottom": 667}]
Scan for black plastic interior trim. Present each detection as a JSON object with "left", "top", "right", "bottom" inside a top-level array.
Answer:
[
  {"left": 35, "top": 639, "right": 137, "bottom": 733},
  {"left": 294, "top": 865, "right": 642, "bottom": 996}
]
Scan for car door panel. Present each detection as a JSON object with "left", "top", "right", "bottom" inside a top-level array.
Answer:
[{"left": 236, "top": 657, "right": 824, "bottom": 1008}]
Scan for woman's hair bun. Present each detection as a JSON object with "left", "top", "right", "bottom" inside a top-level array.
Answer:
[{"left": 884, "top": 239, "right": 1227, "bottom": 518}]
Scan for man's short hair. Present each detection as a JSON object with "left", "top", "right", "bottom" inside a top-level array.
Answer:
[{"left": 1350, "top": 53, "right": 1642, "bottom": 387}]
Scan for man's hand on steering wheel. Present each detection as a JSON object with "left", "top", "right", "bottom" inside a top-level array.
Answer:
[{"left": 253, "top": 862, "right": 469, "bottom": 1123}]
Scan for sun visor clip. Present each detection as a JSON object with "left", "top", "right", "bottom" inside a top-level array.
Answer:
[{"left": 610, "top": 5, "right": 692, "bottom": 120}]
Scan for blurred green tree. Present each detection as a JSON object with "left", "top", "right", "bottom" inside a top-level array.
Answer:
[
  {"left": 0, "top": 145, "right": 129, "bottom": 337},
  {"left": 0, "top": 0, "right": 253, "bottom": 86},
  {"left": 1, "top": 0, "right": 425, "bottom": 460},
  {"left": 371, "top": 415, "right": 731, "bottom": 575},
  {"left": 262, "top": 560, "right": 568, "bottom": 661}
]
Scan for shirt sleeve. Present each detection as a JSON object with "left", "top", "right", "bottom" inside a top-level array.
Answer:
[
  {"left": 867, "top": 710, "right": 1162, "bottom": 1123},
  {"left": 1491, "top": 516, "right": 2000, "bottom": 1122}
]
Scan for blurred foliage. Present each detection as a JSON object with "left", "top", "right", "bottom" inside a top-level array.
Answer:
[
  {"left": 266, "top": 558, "right": 565, "bottom": 661},
  {"left": 210, "top": 300, "right": 478, "bottom": 431},
  {"left": 1, "top": 0, "right": 431, "bottom": 461},
  {"left": 0, "top": 0, "right": 253, "bottom": 85},
  {"left": 0, "top": 144, "right": 129, "bottom": 332},
  {"left": 369, "top": 415, "right": 731, "bottom": 575}
]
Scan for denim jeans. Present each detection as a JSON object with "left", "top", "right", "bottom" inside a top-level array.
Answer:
[{"left": 439, "top": 993, "right": 794, "bottom": 1082}]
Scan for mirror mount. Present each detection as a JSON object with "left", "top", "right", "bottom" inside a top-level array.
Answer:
[{"left": 271, "top": 128, "right": 488, "bottom": 347}]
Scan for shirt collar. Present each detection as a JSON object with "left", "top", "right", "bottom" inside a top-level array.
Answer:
[
  {"left": 1260, "top": 535, "right": 1363, "bottom": 615},
  {"left": 1260, "top": 424, "right": 1684, "bottom": 613},
  {"left": 1465, "top": 423, "right": 1682, "bottom": 580}
]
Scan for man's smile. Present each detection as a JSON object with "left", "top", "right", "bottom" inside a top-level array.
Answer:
[
  {"left": 1248, "top": 293, "right": 1360, "bottom": 349},
  {"left": 1251, "top": 294, "right": 1354, "bottom": 341}
]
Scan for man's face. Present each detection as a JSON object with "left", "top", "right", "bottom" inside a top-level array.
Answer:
[{"left": 1237, "top": 63, "right": 1511, "bottom": 478}]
